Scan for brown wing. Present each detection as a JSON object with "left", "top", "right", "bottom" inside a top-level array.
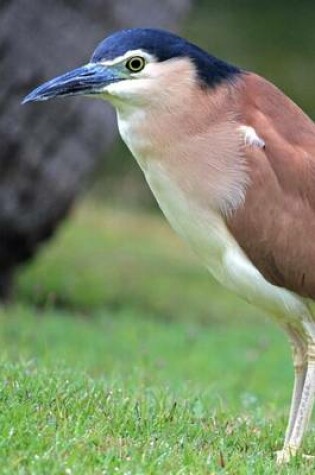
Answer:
[{"left": 227, "top": 72, "right": 315, "bottom": 298}]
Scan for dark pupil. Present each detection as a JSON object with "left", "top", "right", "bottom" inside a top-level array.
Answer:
[{"left": 130, "top": 58, "right": 142, "bottom": 70}]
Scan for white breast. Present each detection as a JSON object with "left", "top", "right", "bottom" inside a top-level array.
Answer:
[{"left": 145, "top": 160, "right": 306, "bottom": 320}]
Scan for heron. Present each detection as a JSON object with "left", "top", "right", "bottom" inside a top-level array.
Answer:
[{"left": 23, "top": 28, "right": 315, "bottom": 463}]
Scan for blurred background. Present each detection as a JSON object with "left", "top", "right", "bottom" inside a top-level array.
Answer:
[
  {"left": 1, "top": 1, "right": 315, "bottom": 470},
  {"left": 1, "top": 0, "right": 315, "bottom": 308}
]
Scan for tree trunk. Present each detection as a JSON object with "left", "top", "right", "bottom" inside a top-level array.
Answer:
[{"left": 0, "top": 0, "right": 191, "bottom": 299}]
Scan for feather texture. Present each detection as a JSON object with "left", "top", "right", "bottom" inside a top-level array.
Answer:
[{"left": 228, "top": 72, "right": 315, "bottom": 298}]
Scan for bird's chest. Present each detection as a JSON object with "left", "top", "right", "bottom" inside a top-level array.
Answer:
[
  {"left": 116, "top": 109, "right": 306, "bottom": 318},
  {"left": 143, "top": 161, "right": 232, "bottom": 282},
  {"left": 117, "top": 109, "right": 243, "bottom": 283}
]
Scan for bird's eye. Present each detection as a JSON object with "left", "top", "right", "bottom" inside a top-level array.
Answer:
[{"left": 126, "top": 56, "right": 146, "bottom": 73}]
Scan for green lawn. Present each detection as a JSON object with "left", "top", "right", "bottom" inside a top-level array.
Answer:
[{"left": 0, "top": 202, "right": 314, "bottom": 473}]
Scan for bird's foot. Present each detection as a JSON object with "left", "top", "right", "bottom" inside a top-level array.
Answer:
[
  {"left": 276, "top": 447, "right": 315, "bottom": 464},
  {"left": 276, "top": 446, "right": 297, "bottom": 464},
  {"left": 301, "top": 454, "right": 315, "bottom": 462}
]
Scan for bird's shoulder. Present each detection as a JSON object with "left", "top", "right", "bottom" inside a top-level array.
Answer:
[{"left": 227, "top": 72, "right": 315, "bottom": 298}]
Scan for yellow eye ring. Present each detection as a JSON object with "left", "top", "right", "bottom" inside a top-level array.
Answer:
[{"left": 126, "top": 56, "right": 146, "bottom": 73}]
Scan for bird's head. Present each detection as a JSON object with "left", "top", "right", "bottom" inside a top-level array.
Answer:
[{"left": 23, "top": 28, "right": 240, "bottom": 109}]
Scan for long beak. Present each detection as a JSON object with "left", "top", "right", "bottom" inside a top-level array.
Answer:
[{"left": 22, "top": 63, "right": 120, "bottom": 104}]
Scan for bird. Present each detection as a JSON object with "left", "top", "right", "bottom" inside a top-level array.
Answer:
[{"left": 23, "top": 28, "right": 315, "bottom": 463}]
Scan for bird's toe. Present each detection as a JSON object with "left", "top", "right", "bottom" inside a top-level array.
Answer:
[
  {"left": 301, "top": 454, "right": 315, "bottom": 462},
  {"left": 276, "top": 447, "right": 315, "bottom": 464},
  {"left": 275, "top": 446, "right": 297, "bottom": 464}
]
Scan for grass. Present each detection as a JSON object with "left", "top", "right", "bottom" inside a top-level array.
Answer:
[{"left": 0, "top": 201, "right": 314, "bottom": 473}]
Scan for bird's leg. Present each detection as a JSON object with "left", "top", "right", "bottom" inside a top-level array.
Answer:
[
  {"left": 283, "top": 326, "right": 307, "bottom": 445},
  {"left": 276, "top": 325, "right": 307, "bottom": 464},
  {"left": 287, "top": 345, "right": 315, "bottom": 451},
  {"left": 277, "top": 319, "right": 315, "bottom": 464}
]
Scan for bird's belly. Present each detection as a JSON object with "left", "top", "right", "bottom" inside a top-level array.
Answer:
[{"left": 143, "top": 161, "right": 306, "bottom": 321}]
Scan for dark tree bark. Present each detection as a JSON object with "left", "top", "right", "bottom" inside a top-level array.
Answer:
[{"left": 0, "top": 0, "right": 191, "bottom": 299}]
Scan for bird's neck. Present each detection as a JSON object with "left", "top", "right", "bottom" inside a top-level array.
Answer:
[{"left": 115, "top": 79, "right": 248, "bottom": 216}]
